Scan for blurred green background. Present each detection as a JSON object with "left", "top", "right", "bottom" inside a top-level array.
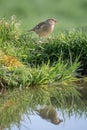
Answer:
[{"left": 0, "top": 0, "right": 87, "bottom": 33}]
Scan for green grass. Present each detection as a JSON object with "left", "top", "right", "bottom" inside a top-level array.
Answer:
[
  {"left": 0, "top": 60, "right": 79, "bottom": 89},
  {"left": 0, "top": 17, "right": 83, "bottom": 89},
  {"left": 0, "top": 17, "right": 87, "bottom": 90}
]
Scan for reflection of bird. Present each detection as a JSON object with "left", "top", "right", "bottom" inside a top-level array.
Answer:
[
  {"left": 36, "top": 106, "right": 63, "bottom": 125},
  {"left": 28, "top": 18, "right": 57, "bottom": 37}
]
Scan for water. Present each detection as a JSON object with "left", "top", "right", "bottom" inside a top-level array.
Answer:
[
  {"left": 6, "top": 111, "right": 87, "bottom": 130},
  {"left": 2, "top": 80, "right": 87, "bottom": 130}
]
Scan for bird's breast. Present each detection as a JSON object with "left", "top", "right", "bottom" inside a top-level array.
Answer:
[{"left": 35, "top": 24, "right": 54, "bottom": 37}]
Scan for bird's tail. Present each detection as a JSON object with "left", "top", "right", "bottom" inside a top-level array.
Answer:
[{"left": 19, "top": 29, "right": 34, "bottom": 37}]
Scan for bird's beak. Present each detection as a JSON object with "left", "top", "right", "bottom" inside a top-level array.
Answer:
[{"left": 55, "top": 19, "right": 57, "bottom": 23}]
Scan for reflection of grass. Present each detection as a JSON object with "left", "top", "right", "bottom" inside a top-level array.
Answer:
[{"left": 0, "top": 84, "right": 87, "bottom": 129}]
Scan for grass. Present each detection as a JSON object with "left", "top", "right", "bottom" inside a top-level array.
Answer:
[
  {"left": 0, "top": 60, "right": 79, "bottom": 89},
  {"left": 0, "top": 17, "right": 87, "bottom": 89}
]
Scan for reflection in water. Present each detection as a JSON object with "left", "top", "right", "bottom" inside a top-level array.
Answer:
[
  {"left": 1, "top": 80, "right": 87, "bottom": 130},
  {"left": 6, "top": 110, "right": 87, "bottom": 130},
  {"left": 75, "top": 80, "right": 87, "bottom": 99},
  {"left": 36, "top": 106, "right": 63, "bottom": 125}
]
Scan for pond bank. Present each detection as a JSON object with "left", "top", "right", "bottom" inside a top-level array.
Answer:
[{"left": 0, "top": 17, "right": 87, "bottom": 90}]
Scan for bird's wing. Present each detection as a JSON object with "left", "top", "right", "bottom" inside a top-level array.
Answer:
[
  {"left": 28, "top": 21, "right": 47, "bottom": 32},
  {"left": 33, "top": 21, "right": 46, "bottom": 31}
]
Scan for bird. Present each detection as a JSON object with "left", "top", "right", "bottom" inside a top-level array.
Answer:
[
  {"left": 36, "top": 106, "right": 63, "bottom": 125},
  {"left": 28, "top": 18, "right": 57, "bottom": 37}
]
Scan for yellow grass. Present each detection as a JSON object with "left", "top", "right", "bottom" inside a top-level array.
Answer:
[{"left": 0, "top": 51, "right": 23, "bottom": 67}]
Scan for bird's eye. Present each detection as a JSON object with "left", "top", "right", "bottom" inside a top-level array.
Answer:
[{"left": 36, "top": 25, "right": 40, "bottom": 29}]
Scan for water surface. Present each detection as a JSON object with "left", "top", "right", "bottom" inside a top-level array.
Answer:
[{"left": 6, "top": 111, "right": 87, "bottom": 130}]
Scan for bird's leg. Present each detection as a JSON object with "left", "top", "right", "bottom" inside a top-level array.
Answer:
[{"left": 38, "top": 36, "right": 44, "bottom": 44}]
